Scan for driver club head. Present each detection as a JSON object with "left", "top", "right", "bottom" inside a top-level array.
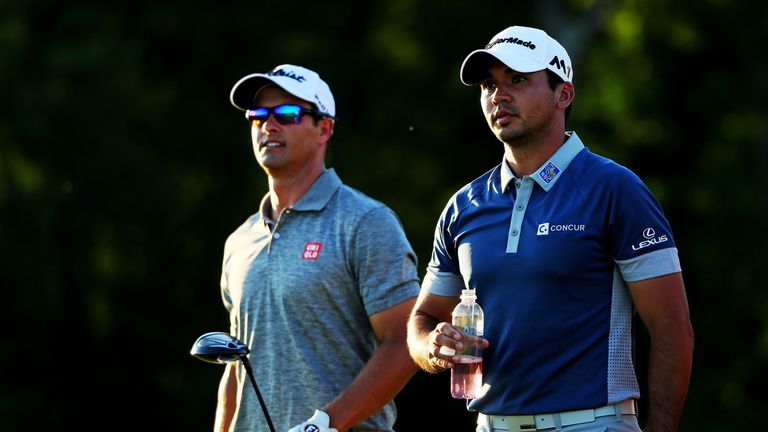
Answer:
[{"left": 190, "top": 331, "right": 250, "bottom": 364}]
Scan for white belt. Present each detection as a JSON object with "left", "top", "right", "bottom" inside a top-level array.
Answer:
[{"left": 478, "top": 399, "right": 637, "bottom": 431}]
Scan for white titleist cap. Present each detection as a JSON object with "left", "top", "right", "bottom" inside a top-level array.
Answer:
[
  {"left": 230, "top": 64, "right": 336, "bottom": 117},
  {"left": 460, "top": 26, "right": 573, "bottom": 85}
]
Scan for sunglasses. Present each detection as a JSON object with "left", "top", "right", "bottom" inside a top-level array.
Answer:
[{"left": 245, "top": 104, "right": 331, "bottom": 126}]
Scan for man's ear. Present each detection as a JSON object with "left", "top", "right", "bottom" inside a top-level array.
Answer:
[
  {"left": 318, "top": 118, "right": 335, "bottom": 144},
  {"left": 557, "top": 82, "right": 575, "bottom": 109}
]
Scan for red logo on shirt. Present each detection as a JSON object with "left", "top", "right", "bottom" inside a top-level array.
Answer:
[{"left": 302, "top": 242, "right": 323, "bottom": 260}]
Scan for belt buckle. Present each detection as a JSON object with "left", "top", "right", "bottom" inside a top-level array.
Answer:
[{"left": 493, "top": 415, "right": 537, "bottom": 432}]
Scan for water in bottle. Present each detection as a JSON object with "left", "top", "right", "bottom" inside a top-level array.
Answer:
[{"left": 450, "top": 288, "right": 484, "bottom": 399}]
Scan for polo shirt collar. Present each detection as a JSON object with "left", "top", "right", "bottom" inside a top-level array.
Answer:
[
  {"left": 500, "top": 131, "right": 585, "bottom": 192},
  {"left": 292, "top": 168, "right": 342, "bottom": 211},
  {"left": 259, "top": 168, "right": 342, "bottom": 223}
]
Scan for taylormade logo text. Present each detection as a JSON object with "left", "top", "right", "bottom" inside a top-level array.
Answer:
[{"left": 486, "top": 37, "right": 536, "bottom": 50}]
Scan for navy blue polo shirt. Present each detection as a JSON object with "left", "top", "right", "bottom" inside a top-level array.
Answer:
[{"left": 424, "top": 132, "right": 681, "bottom": 415}]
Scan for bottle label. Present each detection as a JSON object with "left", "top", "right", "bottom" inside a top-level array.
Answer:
[
  {"left": 453, "top": 315, "right": 483, "bottom": 358},
  {"left": 454, "top": 316, "right": 475, "bottom": 334}
]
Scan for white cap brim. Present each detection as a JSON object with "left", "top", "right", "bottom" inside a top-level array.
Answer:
[
  {"left": 460, "top": 50, "right": 548, "bottom": 85},
  {"left": 230, "top": 74, "right": 297, "bottom": 111}
]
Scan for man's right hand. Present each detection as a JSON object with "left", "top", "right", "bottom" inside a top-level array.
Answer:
[
  {"left": 427, "top": 322, "right": 488, "bottom": 369},
  {"left": 429, "top": 322, "right": 463, "bottom": 368}
]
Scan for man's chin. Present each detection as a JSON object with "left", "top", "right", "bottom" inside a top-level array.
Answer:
[
  {"left": 495, "top": 129, "right": 524, "bottom": 145},
  {"left": 256, "top": 156, "right": 284, "bottom": 171}
]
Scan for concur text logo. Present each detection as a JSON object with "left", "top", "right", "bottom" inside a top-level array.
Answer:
[{"left": 537, "top": 222, "right": 585, "bottom": 236}]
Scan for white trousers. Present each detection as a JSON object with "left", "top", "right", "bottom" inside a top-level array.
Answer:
[{"left": 476, "top": 413, "right": 640, "bottom": 432}]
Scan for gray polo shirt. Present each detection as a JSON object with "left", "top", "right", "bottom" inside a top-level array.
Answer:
[{"left": 221, "top": 168, "right": 420, "bottom": 431}]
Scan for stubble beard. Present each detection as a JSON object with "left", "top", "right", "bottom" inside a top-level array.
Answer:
[
  {"left": 494, "top": 112, "right": 553, "bottom": 152},
  {"left": 494, "top": 123, "right": 537, "bottom": 150}
]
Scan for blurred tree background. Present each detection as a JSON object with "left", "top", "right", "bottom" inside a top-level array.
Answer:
[{"left": 1, "top": 0, "right": 766, "bottom": 430}]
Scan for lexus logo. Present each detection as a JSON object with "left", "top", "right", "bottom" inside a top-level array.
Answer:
[{"left": 642, "top": 228, "right": 656, "bottom": 239}]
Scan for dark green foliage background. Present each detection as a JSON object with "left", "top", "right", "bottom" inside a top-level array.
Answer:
[{"left": 1, "top": 0, "right": 766, "bottom": 430}]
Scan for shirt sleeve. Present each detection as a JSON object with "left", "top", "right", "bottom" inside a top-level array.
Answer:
[
  {"left": 350, "top": 206, "right": 421, "bottom": 316},
  {"left": 608, "top": 168, "right": 682, "bottom": 280},
  {"left": 423, "top": 195, "right": 466, "bottom": 296},
  {"left": 616, "top": 248, "right": 681, "bottom": 282}
]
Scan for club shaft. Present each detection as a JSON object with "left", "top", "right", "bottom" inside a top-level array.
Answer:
[{"left": 241, "top": 357, "right": 276, "bottom": 432}]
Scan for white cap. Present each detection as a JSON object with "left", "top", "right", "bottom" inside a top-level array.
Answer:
[
  {"left": 230, "top": 64, "right": 336, "bottom": 117},
  {"left": 460, "top": 26, "right": 573, "bottom": 85}
]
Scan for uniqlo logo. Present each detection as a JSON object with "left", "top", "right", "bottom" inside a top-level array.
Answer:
[{"left": 302, "top": 242, "right": 323, "bottom": 260}]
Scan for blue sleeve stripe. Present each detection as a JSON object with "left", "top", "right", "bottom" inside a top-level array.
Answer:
[
  {"left": 615, "top": 247, "right": 682, "bottom": 282},
  {"left": 423, "top": 269, "right": 465, "bottom": 296}
]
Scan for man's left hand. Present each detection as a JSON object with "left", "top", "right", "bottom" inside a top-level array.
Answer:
[{"left": 287, "top": 410, "right": 338, "bottom": 432}]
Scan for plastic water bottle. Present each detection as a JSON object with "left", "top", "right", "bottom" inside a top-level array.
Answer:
[{"left": 448, "top": 288, "right": 484, "bottom": 399}]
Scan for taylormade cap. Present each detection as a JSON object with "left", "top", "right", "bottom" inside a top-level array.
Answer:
[
  {"left": 460, "top": 26, "right": 573, "bottom": 85},
  {"left": 230, "top": 64, "right": 335, "bottom": 117}
]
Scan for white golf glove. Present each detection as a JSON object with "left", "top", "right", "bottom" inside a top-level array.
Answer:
[{"left": 287, "top": 409, "right": 338, "bottom": 432}]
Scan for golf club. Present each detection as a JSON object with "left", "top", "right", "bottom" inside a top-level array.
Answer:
[{"left": 190, "top": 331, "right": 276, "bottom": 432}]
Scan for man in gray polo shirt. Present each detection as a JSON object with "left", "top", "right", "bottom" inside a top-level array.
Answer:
[{"left": 214, "top": 64, "right": 421, "bottom": 432}]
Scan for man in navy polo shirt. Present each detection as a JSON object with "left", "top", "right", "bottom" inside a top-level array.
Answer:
[{"left": 407, "top": 26, "right": 693, "bottom": 432}]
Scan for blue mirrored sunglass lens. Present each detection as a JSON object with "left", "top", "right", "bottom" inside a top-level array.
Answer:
[
  {"left": 247, "top": 108, "right": 269, "bottom": 122},
  {"left": 273, "top": 105, "right": 301, "bottom": 123},
  {"left": 246, "top": 105, "right": 309, "bottom": 125},
  {"left": 273, "top": 105, "right": 302, "bottom": 115}
]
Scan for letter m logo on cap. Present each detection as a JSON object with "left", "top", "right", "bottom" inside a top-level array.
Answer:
[{"left": 549, "top": 56, "right": 572, "bottom": 79}]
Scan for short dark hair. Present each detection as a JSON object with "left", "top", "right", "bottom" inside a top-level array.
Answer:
[{"left": 545, "top": 69, "right": 572, "bottom": 125}]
